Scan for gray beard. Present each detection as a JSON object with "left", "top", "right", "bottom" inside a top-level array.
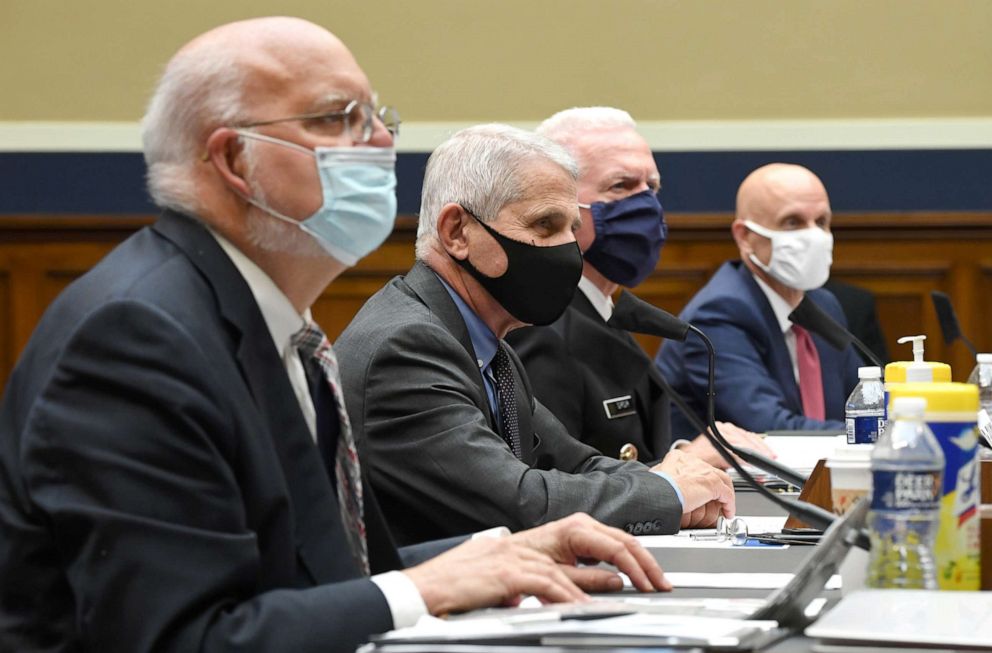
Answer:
[{"left": 242, "top": 172, "right": 330, "bottom": 260}]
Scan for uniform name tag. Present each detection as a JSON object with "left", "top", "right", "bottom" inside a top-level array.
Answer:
[{"left": 603, "top": 395, "right": 636, "bottom": 420}]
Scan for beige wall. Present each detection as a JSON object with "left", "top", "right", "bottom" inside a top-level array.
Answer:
[{"left": 2, "top": 0, "right": 991, "bottom": 123}]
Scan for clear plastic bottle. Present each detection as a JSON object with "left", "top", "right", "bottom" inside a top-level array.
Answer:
[
  {"left": 846, "top": 366, "right": 885, "bottom": 444},
  {"left": 966, "top": 353, "right": 992, "bottom": 447},
  {"left": 867, "top": 396, "right": 944, "bottom": 589}
]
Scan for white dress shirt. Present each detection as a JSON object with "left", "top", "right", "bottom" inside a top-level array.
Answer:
[
  {"left": 210, "top": 231, "right": 427, "bottom": 628},
  {"left": 577, "top": 275, "right": 614, "bottom": 322},
  {"left": 750, "top": 272, "right": 801, "bottom": 384}
]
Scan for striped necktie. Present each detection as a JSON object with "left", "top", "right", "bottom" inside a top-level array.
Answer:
[{"left": 292, "top": 322, "right": 369, "bottom": 575}]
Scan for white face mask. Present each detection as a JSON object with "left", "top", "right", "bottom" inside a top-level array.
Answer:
[{"left": 744, "top": 219, "right": 833, "bottom": 290}]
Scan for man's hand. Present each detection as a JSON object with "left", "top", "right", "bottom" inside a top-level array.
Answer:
[
  {"left": 651, "top": 449, "right": 735, "bottom": 528},
  {"left": 680, "top": 422, "right": 777, "bottom": 470},
  {"left": 403, "top": 513, "right": 670, "bottom": 616}
]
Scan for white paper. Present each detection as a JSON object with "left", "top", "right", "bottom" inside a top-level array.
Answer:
[
  {"left": 619, "top": 571, "right": 840, "bottom": 590},
  {"left": 383, "top": 612, "right": 777, "bottom": 647},
  {"left": 637, "top": 515, "right": 789, "bottom": 549},
  {"left": 806, "top": 589, "right": 992, "bottom": 646},
  {"left": 763, "top": 434, "right": 845, "bottom": 471}
]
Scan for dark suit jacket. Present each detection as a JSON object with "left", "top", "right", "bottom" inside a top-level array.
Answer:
[
  {"left": 656, "top": 261, "right": 860, "bottom": 435},
  {"left": 0, "top": 211, "right": 453, "bottom": 653},
  {"left": 823, "top": 278, "right": 890, "bottom": 365},
  {"left": 337, "top": 262, "right": 682, "bottom": 546},
  {"left": 506, "top": 290, "right": 673, "bottom": 462}
]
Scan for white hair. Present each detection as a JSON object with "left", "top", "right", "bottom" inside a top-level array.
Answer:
[
  {"left": 415, "top": 124, "right": 578, "bottom": 260},
  {"left": 141, "top": 44, "right": 249, "bottom": 215},
  {"left": 536, "top": 107, "right": 637, "bottom": 164}
]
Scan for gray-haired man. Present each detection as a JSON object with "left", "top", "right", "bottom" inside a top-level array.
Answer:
[{"left": 337, "top": 124, "right": 735, "bottom": 546}]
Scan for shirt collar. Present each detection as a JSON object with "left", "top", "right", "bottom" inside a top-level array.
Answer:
[
  {"left": 577, "top": 275, "right": 614, "bottom": 322},
  {"left": 750, "top": 271, "right": 796, "bottom": 335},
  {"left": 210, "top": 230, "right": 310, "bottom": 354},
  {"left": 435, "top": 273, "right": 499, "bottom": 371}
]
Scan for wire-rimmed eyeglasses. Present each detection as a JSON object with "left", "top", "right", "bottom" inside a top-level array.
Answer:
[
  {"left": 235, "top": 99, "right": 400, "bottom": 143},
  {"left": 689, "top": 515, "right": 749, "bottom": 545}
]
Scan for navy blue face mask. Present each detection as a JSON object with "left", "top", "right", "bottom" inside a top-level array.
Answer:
[{"left": 581, "top": 189, "right": 667, "bottom": 288}]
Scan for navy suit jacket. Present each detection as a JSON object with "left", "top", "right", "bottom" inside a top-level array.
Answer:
[
  {"left": 0, "top": 211, "right": 455, "bottom": 653},
  {"left": 657, "top": 261, "right": 860, "bottom": 435}
]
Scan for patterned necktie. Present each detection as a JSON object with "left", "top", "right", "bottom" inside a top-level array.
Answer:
[
  {"left": 793, "top": 324, "right": 826, "bottom": 421},
  {"left": 292, "top": 322, "right": 369, "bottom": 575},
  {"left": 491, "top": 343, "right": 522, "bottom": 459}
]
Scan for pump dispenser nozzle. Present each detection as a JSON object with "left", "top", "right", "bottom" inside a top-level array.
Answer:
[
  {"left": 896, "top": 335, "right": 933, "bottom": 382},
  {"left": 897, "top": 335, "right": 926, "bottom": 362}
]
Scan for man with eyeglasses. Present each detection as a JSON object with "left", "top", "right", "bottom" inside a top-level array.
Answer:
[
  {"left": 0, "top": 17, "right": 670, "bottom": 653},
  {"left": 507, "top": 107, "right": 773, "bottom": 471},
  {"left": 336, "top": 124, "right": 736, "bottom": 548},
  {"left": 657, "top": 163, "right": 860, "bottom": 433}
]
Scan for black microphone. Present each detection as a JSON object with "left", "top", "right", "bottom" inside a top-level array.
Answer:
[
  {"left": 608, "top": 292, "right": 808, "bottom": 488},
  {"left": 931, "top": 290, "right": 977, "bottom": 356},
  {"left": 606, "top": 293, "right": 847, "bottom": 537},
  {"left": 789, "top": 295, "right": 883, "bottom": 369},
  {"left": 608, "top": 290, "right": 690, "bottom": 342}
]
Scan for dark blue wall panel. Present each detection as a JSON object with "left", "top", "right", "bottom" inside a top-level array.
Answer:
[{"left": 2, "top": 149, "right": 990, "bottom": 215}]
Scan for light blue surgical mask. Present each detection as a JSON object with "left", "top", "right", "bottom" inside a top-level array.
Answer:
[{"left": 236, "top": 130, "right": 397, "bottom": 266}]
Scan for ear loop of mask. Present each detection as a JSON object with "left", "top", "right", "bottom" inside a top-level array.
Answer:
[
  {"left": 232, "top": 130, "right": 317, "bottom": 232},
  {"left": 743, "top": 219, "right": 776, "bottom": 273}
]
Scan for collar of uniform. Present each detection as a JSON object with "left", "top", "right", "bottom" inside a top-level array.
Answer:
[
  {"left": 210, "top": 230, "right": 310, "bottom": 355},
  {"left": 750, "top": 271, "right": 796, "bottom": 335},
  {"left": 435, "top": 273, "right": 498, "bottom": 372},
  {"left": 577, "top": 274, "right": 614, "bottom": 323}
]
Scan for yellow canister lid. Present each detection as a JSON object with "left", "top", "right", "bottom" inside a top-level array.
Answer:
[
  {"left": 886, "top": 381, "right": 979, "bottom": 412},
  {"left": 884, "top": 361, "right": 952, "bottom": 383}
]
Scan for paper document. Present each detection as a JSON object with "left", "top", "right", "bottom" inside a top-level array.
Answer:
[
  {"left": 638, "top": 515, "right": 789, "bottom": 549},
  {"left": 764, "top": 434, "right": 843, "bottom": 471},
  {"left": 806, "top": 589, "right": 992, "bottom": 647},
  {"left": 663, "top": 572, "right": 840, "bottom": 590},
  {"left": 378, "top": 612, "right": 779, "bottom": 649}
]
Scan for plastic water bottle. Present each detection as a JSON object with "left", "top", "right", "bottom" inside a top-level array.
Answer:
[
  {"left": 846, "top": 366, "right": 885, "bottom": 444},
  {"left": 967, "top": 353, "right": 992, "bottom": 448},
  {"left": 867, "top": 396, "right": 944, "bottom": 589}
]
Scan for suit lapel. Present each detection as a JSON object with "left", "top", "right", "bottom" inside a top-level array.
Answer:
[
  {"left": 153, "top": 211, "right": 359, "bottom": 584},
  {"left": 735, "top": 263, "right": 803, "bottom": 413},
  {"left": 570, "top": 291, "right": 672, "bottom": 456},
  {"left": 403, "top": 262, "right": 498, "bottom": 430},
  {"left": 570, "top": 291, "right": 660, "bottom": 390}
]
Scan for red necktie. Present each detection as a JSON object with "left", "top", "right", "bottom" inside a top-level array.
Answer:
[{"left": 793, "top": 324, "right": 825, "bottom": 420}]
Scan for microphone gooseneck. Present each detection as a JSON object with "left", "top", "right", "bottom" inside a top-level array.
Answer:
[
  {"left": 683, "top": 324, "right": 843, "bottom": 535},
  {"left": 788, "top": 295, "right": 883, "bottom": 368},
  {"left": 607, "top": 294, "right": 860, "bottom": 543}
]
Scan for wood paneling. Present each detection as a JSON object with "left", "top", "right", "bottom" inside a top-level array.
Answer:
[
  {"left": 0, "top": 272, "right": 9, "bottom": 391},
  {"left": 2, "top": 212, "right": 991, "bottom": 396}
]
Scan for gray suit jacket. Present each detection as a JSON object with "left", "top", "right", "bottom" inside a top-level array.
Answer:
[{"left": 337, "top": 261, "right": 682, "bottom": 546}]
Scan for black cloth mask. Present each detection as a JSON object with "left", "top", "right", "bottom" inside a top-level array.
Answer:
[
  {"left": 454, "top": 208, "right": 583, "bottom": 326},
  {"left": 582, "top": 189, "right": 666, "bottom": 287}
]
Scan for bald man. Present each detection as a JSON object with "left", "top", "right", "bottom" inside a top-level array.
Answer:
[
  {"left": 0, "top": 18, "right": 668, "bottom": 653},
  {"left": 657, "top": 163, "right": 860, "bottom": 434}
]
